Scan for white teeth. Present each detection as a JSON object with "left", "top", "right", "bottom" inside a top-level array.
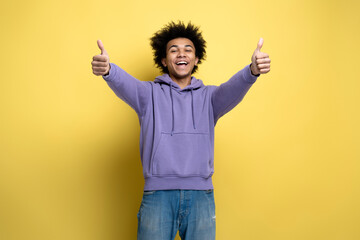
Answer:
[{"left": 176, "top": 61, "right": 188, "bottom": 65}]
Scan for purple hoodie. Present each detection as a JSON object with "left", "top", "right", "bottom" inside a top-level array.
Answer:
[{"left": 103, "top": 63, "right": 258, "bottom": 191}]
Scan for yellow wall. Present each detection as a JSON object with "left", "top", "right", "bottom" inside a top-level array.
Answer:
[{"left": 1, "top": 0, "right": 359, "bottom": 239}]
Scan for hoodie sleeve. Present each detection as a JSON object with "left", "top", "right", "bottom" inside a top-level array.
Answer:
[
  {"left": 211, "top": 64, "right": 259, "bottom": 123},
  {"left": 102, "top": 63, "right": 151, "bottom": 117}
]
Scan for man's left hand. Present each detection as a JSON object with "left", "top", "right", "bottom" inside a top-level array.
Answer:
[{"left": 251, "top": 38, "right": 271, "bottom": 75}]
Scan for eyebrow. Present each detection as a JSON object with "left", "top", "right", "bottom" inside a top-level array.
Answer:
[{"left": 168, "top": 45, "right": 194, "bottom": 50}]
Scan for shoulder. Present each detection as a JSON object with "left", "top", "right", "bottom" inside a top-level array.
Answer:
[{"left": 202, "top": 84, "right": 217, "bottom": 94}]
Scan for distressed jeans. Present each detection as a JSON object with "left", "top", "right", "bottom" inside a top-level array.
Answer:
[{"left": 137, "top": 189, "right": 216, "bottom": 240}]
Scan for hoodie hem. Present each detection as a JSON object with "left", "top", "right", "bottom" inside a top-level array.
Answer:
[{"left": 144, "top": 176, "right": 214, "bottom": 191}]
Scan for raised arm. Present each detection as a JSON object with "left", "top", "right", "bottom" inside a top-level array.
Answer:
[
  {"left": 91, "top": 40, "right": 150, "bottom": 117},
  {"left": 212, "top": 38, "right": 271, "bottom": 123}
]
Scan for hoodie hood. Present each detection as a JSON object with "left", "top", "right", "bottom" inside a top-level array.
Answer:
[
  {"left": 154, "top": 74, "right": 205, "bottom": 135},
  {"left": 154, "top": 74, "right": 204, "bottom": 91}
]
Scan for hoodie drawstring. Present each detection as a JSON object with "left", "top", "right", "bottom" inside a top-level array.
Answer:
[
  {"left": 169, "top": 83, "right": 196, "bottom": 136},
  {"left": 170, "top": 82, "right": 175, "bottom": 136},
  {"left": 190, "top": 88, "right": 196, "bottom": 130}
]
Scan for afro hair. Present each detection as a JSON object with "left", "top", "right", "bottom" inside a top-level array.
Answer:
[{"left": 150, "top": 21, "right": 207, "bottom": 74}]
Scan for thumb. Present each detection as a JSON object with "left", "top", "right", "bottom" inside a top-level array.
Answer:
[
  {"left": 256, "top": 38, "right": 264, "bottom": 52},
  {"left": 97, "top": 39, "right": 108, "bottom": 56}
]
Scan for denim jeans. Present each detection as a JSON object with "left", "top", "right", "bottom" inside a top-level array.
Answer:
[{"left": 137, "top": 189, "right": 216, "bottom": 240}]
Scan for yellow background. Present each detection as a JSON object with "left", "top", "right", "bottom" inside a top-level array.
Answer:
[{"left": 1, "top": 0, "right": 359, "bottom": 239}]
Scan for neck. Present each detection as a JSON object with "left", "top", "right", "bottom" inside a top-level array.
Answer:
[{"left": 169, "top": 74, "right": 191, "bottom": 89}]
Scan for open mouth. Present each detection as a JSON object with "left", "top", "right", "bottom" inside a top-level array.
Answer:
[{"left": 175, "top": 61, "right": 188, "bottom": 65}]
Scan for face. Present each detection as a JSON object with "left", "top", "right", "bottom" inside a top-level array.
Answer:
[{"left": 161, "top": 38, "right": 199, "bottom": 80}]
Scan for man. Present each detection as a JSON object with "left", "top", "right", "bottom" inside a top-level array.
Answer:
[{"left": 91, "top": 21, "right": 270, "bottom": 240}]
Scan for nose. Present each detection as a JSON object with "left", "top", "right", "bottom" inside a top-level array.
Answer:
[{"left": 177, "top": 49, "right": 186, "bottom": 57}]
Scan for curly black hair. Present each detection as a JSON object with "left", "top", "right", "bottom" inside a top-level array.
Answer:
[{"left": 150, "top": 21, "right": 207, "bottom": 74}]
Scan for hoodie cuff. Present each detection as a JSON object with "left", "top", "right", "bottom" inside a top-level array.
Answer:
[
  {"left": 102, "top": 63, "right": 117, "bottom": 82},
  {"left": 242, "top": 64, "right": 259, "bottom": 83}
]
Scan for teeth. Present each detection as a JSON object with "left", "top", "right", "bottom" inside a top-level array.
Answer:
[{"left": 176, "top": 61, "right": 188, "bottom": 65}]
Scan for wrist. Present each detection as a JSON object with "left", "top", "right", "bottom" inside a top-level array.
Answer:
[
  {"left": 250, "top": 63, "right": 260, "bottom": 76},
  {"left": 103, "top": 63, "right": 111, "bottom": 76}
]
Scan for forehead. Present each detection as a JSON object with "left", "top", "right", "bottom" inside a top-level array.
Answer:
[{"left": 166, "top": 38, "right": 195, "bottom": 49}]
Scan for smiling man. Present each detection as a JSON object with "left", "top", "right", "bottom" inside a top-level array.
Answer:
[
  {"left": 91, "top": 21, "right": 270, "bottom": 240},
  {"left": 161, "top": 38, "right": 199, "bottom": 88}
]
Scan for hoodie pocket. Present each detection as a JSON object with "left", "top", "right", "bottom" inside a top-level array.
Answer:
[{"left": 151, "top": 132, "right": 212, "bottom": 177}]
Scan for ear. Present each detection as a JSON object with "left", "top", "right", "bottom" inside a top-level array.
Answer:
[
  {"left": 195, "top": 57, "right": 199, "bottom": 66},
  {"left": 161, "top": 58, "right": 167, "bottom": 67}
]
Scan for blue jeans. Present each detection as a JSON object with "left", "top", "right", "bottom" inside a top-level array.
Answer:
[{"left": 137, "top": 189, "right": 216, "bottom": 240}]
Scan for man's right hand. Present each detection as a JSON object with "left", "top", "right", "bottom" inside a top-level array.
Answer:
[{"left": 92, "top": 40, "right": 110, "bottom": 76}]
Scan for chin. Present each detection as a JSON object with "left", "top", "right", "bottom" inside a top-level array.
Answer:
[
  {"left": 175, "top": 70, "right": 192, "bottom": 77},
  {"left": 174, "top": 73, "right": 191, "bottom": 79}
]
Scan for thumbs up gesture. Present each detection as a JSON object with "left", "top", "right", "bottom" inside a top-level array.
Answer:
[
  {"left": 250, "top": 38, "right": 271, "bottom": 75},
  {"left": 92, "top": 40, "right": 110, "bottom": 76}
]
